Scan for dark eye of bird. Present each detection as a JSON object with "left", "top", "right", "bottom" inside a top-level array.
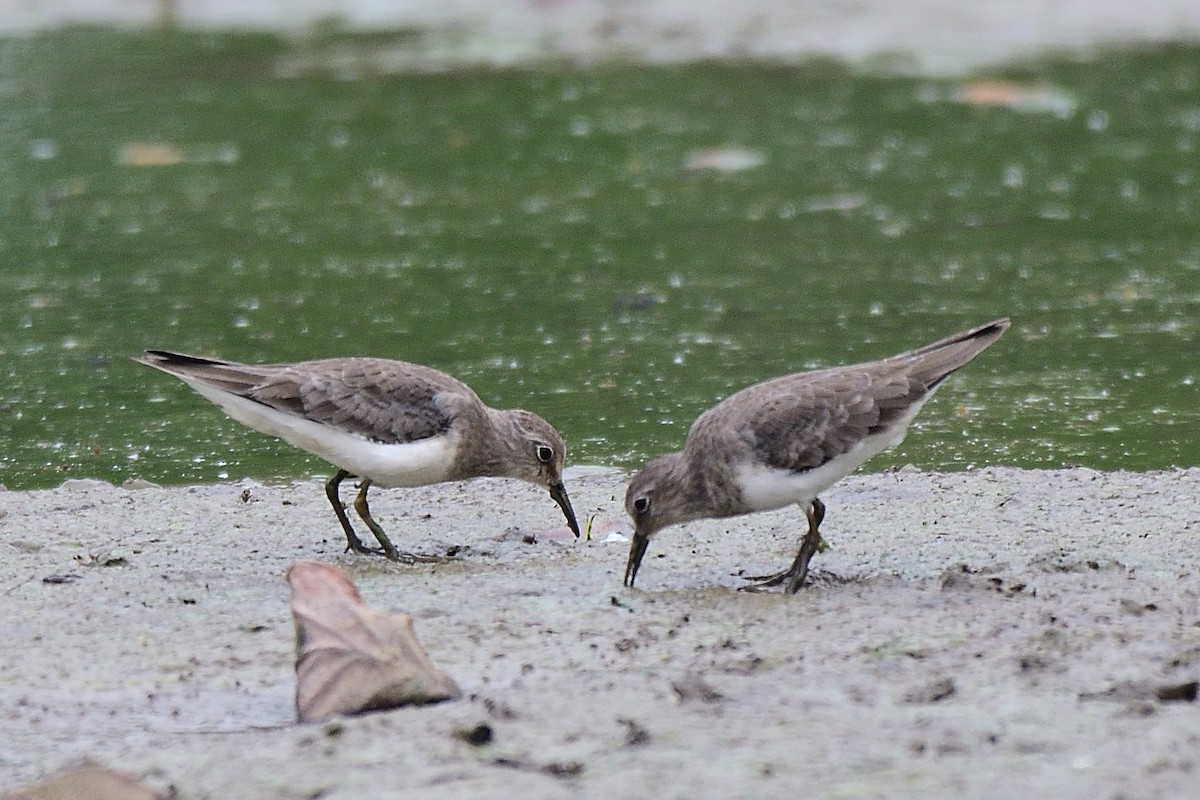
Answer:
[
  {"left": 634, "top": 497, "right": 650, "bottom": 514},
  {"left": 536, "top": 445, "right": 554, "bottom": 463}
]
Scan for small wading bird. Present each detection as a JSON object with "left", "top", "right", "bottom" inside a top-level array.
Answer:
[
  {"left": 623, "top": 318, "right": 1010, "bottom": 593},
  {"left": 135, "top": 352, "right": 580, "bottom": 561}
]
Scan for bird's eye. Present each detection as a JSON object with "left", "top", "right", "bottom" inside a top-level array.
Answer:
[
  {"left": 536, "top": 445, "right": 554, "bottom": 463},
  {"left": 633, "top": 497, "right": 650, "bottom": 515}
]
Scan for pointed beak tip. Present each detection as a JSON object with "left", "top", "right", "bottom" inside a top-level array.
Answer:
[
  {"left": 549, "top": 482, "right": 580, "bottom": 538},
  {"left": 623, "top": 531, "right": 649, "bottom": 589}
]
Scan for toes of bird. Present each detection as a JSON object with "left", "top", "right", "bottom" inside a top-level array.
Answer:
[{"left": 736, "top": 571, "right": 788, "bottom": 585}]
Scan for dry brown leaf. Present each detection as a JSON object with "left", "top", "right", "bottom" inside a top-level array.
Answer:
[
  {"left": 116, "top": 143, "right": 185, "bottom": 166},
  {"left": 952, "top": 80, "right": 1077, "bottom": 115},
  {"left": 116, "top": 142, "right": 239, "bottom": 166},
  {"left": 287, "top": 561, "right": 461, "bottom": 723},
  {"left": 0, "top": 763, "right": 162, "bottom": 800}
]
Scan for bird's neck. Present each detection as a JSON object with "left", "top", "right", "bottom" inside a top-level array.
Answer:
[
  {"left": 448, "top": 407, "right": 525, "bottom": 481},
  {"left": 658, "top": 452, "right": 721, "bottom": 525},
  {"left": 685, "top": 445, "right": 758, "bottom": 519}
]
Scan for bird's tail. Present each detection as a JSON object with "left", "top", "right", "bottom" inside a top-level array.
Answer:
[
  {"left": 902, "top": 318, "right": 1011, "bottom": 388},
  {"left": 133, "top": 350, "right": 264, "bottom": 395}
]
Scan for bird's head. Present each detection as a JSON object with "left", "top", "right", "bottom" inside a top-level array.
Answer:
[
  {"left": 506, "top": 410, "right": 579, "bottom": 538},
  {"left": 622, "top": 453, "right": 687, "bottom": 588}
]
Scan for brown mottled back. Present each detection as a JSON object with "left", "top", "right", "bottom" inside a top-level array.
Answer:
[{"left": 686, "top": 318, "right": 1008, "bottom": 476}]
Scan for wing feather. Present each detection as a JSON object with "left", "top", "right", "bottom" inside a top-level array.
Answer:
[
  {"left": 688, "top": 366, "right": 928, "bottom": 474},
  {"left": 251, "top": 360, "right": 466, "bottom": 444},
  {"left": 138, "top": 351, "right": 472, "bottom": 445}
]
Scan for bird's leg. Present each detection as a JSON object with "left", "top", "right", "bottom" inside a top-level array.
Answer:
[
  {"left": 350, "top": 479, "right": 400, "bottom": 561},
  {"left": 326, "top": 469, "right": 383, "bottom": 556},
  {"left": 740, "top": 497, "right": 828, "bottom": 593},
  {"left": 781, "top": 497, "right": 828, "bottom": 594},
  {"left": 808, "top": 496, "right": 828, "bottom": 550},
  {"left": 351, "top": 480, "right": 448, "bottom": 565}
]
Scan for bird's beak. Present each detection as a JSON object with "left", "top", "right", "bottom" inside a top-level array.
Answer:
[
  {"left": 624, "top": 531, "right": 650, "bottom": 588},
  {"left": 549, "top": 481, "right": 580, "bottom": 538}
]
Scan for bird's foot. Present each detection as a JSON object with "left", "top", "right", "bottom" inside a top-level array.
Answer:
[
  {"left": 392, "top": 550, "right": 456, "bottom": 565},
  {"left": 343, "top": 537, "right": 389, "bottom": 558},
  {"left": 738, "top": 567, "right": 787, "bottom": 584},
  {"left": 737, "top": 566, "right": 852, "bottom": 593},
  {"left": 737, "top": 570, "right": 793, "bottom": 592},
  {"left": 737, "top": 550, "right": 817, "bottom": 594},
  {"left": 342, "top": 538, "right": 453, "bottom": 564},
  {"left": 739, "top": 510, "right": 827, "bottom": 594}
]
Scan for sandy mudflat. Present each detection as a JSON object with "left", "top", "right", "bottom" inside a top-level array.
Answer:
[{"left": 1, "top": 466, "right": 1198, "bottom": 799}]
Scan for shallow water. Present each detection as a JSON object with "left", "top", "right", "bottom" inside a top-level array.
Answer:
[{"left": 1, "top": 32, "right": 1198, "bottom": 489}]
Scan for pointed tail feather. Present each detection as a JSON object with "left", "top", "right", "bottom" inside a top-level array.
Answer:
[
  {"left": 133, "top": 350, "right": 266, "bottom": 395},
  {"left": 902, "top": 318, "right": 1011, "bottom": 388}
]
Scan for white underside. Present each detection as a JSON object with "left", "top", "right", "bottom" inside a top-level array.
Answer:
[
  {"left": 735, "top": 402, "right": 927, "bottom": 512},
  {"left": 186, "top": 381, "right": 457, "bottom": 488}
]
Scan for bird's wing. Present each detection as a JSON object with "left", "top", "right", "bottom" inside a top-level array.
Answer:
[
  {"left": 688, "top": 366, "right": 927, "bottom": 473},
  {"left": 249, "top": 359, "right": 470, "bottom": 444},
  {"left": 139, "top": 351, "right": 470, "bottom": 444}
]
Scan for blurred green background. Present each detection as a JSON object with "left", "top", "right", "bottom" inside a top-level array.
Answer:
[{"left": 1, "top": 31, "right": 1197, "bottom": 489}]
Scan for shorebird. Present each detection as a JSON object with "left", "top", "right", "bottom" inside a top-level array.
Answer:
[
  {"left": 135, "top": 351, "right": 580, "bottom": 561},
  {"left": 623, "top": 318, "right": 1010, "bottom": 593}
]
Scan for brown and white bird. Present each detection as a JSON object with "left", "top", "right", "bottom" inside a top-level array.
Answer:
[
  {"left": 135, "top": 351, "right": 579, "bottom": 561},
  {"left": 623, "top": 318, "right": 1010, "bottom": 593}
]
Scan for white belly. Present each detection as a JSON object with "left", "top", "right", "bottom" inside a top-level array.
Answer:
[{"left": 188, "top": 381, "right": 457, "bottom": 487}]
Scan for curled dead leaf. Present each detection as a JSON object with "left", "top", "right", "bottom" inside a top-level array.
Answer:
[
  {"left": 287, "top": 561, "right": 461, "bottom": 723},
  {"left": 0, "top": 763, "right": 163, "bottom": 800}
]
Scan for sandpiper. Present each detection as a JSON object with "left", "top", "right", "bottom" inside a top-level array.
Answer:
[
  {"left": 135, "top": 351, "right": 580, "bottom": 561},
  {"left": 623, "top": 318, "right": 1010, "bottom": 593}
]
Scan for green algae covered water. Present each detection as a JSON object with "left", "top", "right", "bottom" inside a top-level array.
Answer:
[{"left": 1, "top": 31, "right": 1198, "bottom": 488}]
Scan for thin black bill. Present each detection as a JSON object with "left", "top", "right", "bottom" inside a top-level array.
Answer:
[{"left": 549, "top": 481, "right": 580, "bottom": 538}]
